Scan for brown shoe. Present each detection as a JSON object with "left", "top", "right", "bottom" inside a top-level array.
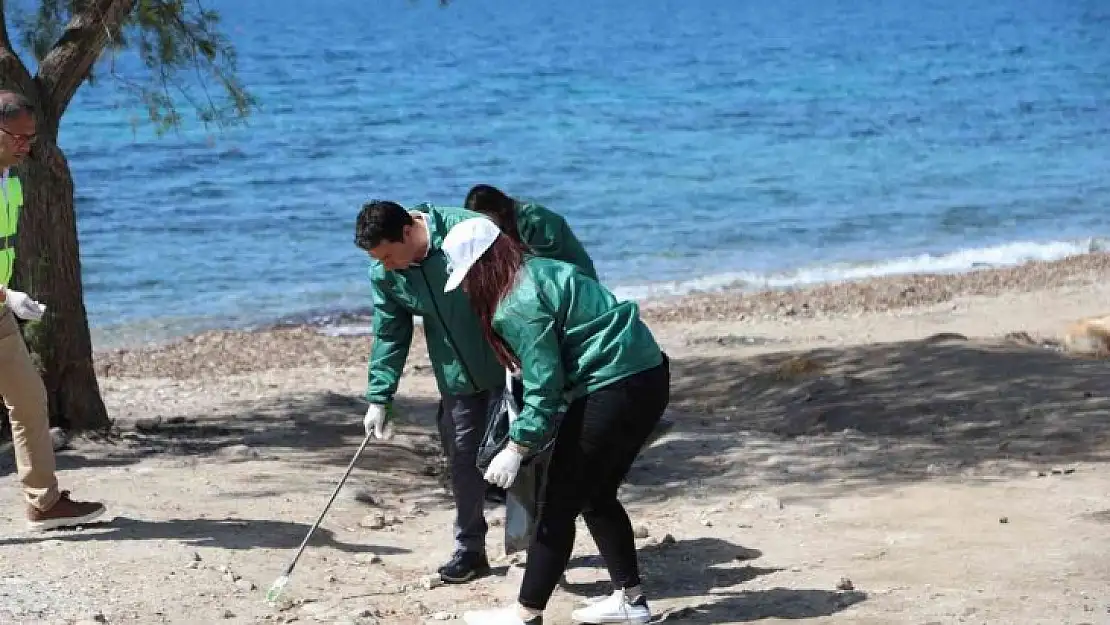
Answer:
[{"left": 27, "top": 490, "right": 106, "bottom": 531}]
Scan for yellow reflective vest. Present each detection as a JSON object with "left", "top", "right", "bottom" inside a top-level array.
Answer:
[{"left": 0, "top": 171, "right": 23, "bottom": 288}]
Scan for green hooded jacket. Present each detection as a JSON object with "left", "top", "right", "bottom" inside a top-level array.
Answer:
[
  {"left": 365, "top": 204, "right": 505, "bottom": 404},
  {"left": 515, "top": 202, "right": 598, "bottom": 281},
  {"left": 492, "top": 256, "right": 664, "bottom": 447}
]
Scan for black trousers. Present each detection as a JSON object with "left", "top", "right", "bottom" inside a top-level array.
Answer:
[
  {"left": 437, "top": 378, "right": 523, "bottom": 503},
  {"left": 518, "top": 356, "right": 670, "bottom": 610}
]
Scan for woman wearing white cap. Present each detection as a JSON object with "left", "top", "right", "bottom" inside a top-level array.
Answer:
[{"left": 441, "top": 216, "right": 670, "bottom": 625}]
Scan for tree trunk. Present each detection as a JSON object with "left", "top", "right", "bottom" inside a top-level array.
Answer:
[{"left": 11, "top": 138, "right": 108, "bottom": 432}]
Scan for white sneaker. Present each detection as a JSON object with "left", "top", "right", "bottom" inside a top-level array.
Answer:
[
  {"left": 463, "top": 606, "right": 542, "bottom": 625},
  {"left": 570, "top": 590, "right": 651, "bottom": 624}
]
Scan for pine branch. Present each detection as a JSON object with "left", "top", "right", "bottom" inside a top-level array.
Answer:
[{"left": 35, "top": 0, "right": 137, "bottom": 122}]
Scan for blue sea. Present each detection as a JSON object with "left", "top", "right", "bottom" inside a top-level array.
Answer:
[{"left": 50, "top": 0, "right": 1110, "bottom": 349}]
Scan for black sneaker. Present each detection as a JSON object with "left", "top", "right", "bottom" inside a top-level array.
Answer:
[{"left": 438, "top": 550, "right": 490, "bottom": 583}]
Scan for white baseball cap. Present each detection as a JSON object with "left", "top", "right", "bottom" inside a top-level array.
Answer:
[{"left": 442, "top": 217, "right": 502, "bottom": 293}]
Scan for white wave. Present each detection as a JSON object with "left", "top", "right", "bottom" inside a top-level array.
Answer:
[{"left": 611, "top": 237, "right": 1108, "bottom": 301}]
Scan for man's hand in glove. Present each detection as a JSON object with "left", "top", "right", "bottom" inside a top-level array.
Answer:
[
  {"left": 3, "top": 288, "right": 45, "bottom": 321},
  {"left": 363, "top": 403, "right": 395, "bottom": 439}
]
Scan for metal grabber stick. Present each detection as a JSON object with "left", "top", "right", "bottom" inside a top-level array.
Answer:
[{"left": 266, "top": 430, "right": 375, "bottom": 603}]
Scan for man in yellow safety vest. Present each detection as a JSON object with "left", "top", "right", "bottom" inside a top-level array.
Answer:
[{"left": 0, "top": 90, "right": 105, "bottom": 530}]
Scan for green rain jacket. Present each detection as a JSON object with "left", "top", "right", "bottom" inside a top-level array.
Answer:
[
  {"left": 515, "top": 202, "right": 598, "bottom": 281},
  {"left": 492, "top": 256, "right": 664, "bottom": 447},
  {"left": 365, "top": 204, "right": 505, "bottom": 404}
]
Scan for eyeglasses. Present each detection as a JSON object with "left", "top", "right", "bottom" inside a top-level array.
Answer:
[{"left": 0, "top": 127, "right": 36, "bottom": 145}]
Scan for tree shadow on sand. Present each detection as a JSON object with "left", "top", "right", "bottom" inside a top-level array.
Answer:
[
  {"left": 623, "top": 335, "right": 1110, "bottom": 500},
  {"left": 0, "top": 514, "right": 410, "bottom": 554},
  {"left": 2, "top": 392, "right": 449, "bottom": 482},
  {"left": 655, "top": 588, "right": 868, "bottom": 623},
  {"left": 562, "top": 537, "right": 780, "bottom": 600},
  {"left": 560, "top": 537, "right": 865, "bottom": 622}
]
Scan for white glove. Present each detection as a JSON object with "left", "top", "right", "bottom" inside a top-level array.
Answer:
[
  {"left": 4, "top": 289, "right": 45, "bottom": 321},
  {"left": 484, "top": 444, "right": 524, "bottom": 489},
  {"left": 363, "top": 403, "right": 393, "bottom": 439}
]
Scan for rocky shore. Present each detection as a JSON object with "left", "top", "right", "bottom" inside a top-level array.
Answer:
[
  {"left": 93, "top": 252, "right": 1110, "bottom": 380},
  {"left": 638, "top": 251, "right": 1110, "bottom": 323}
]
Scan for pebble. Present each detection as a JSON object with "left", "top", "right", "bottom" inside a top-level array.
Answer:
[
  {"left": 420, "top": 574, "right": 443, "bottom": 590},
  {"left": 431, "top": 611, "right": 454, "bottom": 620},
  {"left": 999, "top": 516, "right": 1009, "bottom": 524},
  {"left": 236, "top": 578, "right": 257, "bottom": 591},
  {"left": 222, "top": 568, "right": 241, "bottom": 583},
  {"left": 633, "top": 525, "right": 650, "bottom": 539},
  {"left": 836, "top": 577, "right": 855, "bottom": 591},
  {"left": 359, "top": 514, "right": 387, "bottom": 530},
  {"left": 219, "top": 444, "right": 260, "bottom": 460}
]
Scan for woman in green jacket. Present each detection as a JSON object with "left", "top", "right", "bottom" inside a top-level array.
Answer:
[
  {"left": 441, "top": 217, "right": 670, "bottom": 625},
  {"left": 453, "top": 183, "right": 598, "bottom": 505},
  {"left": 463, "top": 184, "right": 598, "bottom": 281}
]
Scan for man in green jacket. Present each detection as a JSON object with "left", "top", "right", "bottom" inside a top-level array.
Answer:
[{"left": 354, "top": 199, "right": 503, "bottom": 583}]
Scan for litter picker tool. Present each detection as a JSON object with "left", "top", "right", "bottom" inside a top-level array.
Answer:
[{"left": 266, "top": 429, "right": 375, "bottom": 604}]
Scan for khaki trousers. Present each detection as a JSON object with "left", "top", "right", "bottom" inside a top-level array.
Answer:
[{"left": 0, "top": 308, "right": 58, "bottom": 510}]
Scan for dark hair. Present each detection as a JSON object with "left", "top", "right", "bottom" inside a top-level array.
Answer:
[
  {"left": 461, "top": 233, "right": 527, "bottom": 369},
  {"left": 0, "top": 91, "right": 33, "bottom": 124},
  {"left": 354, "top": 200, "right": 413, "bottom": 250},
  {"left": 464, "top": 184, "right": 521, "bottom": 242}
]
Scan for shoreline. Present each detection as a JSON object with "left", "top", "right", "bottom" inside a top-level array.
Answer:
[
  {"left": 91, "top": 251, "right": 1110, "bottom": 380},
  {"left": 89, "top": 250, "right": 1110, "bottom": 352}
]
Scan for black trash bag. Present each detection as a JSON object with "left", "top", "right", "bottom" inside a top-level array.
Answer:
[
  {"left": 504, "top": 454, "right": 549, "bottom": 554},
  {"left": 477, "top": 372, "right": 557, "bottom": 555}
]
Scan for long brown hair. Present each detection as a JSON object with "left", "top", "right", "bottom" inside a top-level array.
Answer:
[{"left": 461, "top": 233, "right": 527, "bottom": 369}]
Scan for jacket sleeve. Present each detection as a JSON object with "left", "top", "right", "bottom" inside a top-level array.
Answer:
[
  {"left": 365, "top": 269, "right": 413, "bottom": 405},
  {"left": 495, "top": 304, "right": 565, "bottom": 448},
  {"left": 522, "top": 206, "right": 599, "bottom": 281}
]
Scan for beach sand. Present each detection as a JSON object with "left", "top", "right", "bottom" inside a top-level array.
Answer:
[{"left": 3, "top": 253, "right": 1110, "bottom": 624}]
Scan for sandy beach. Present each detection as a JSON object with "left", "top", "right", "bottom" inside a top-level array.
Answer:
[{"left": 3, "top": 253, "right": 1110, "bottom": 625}]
